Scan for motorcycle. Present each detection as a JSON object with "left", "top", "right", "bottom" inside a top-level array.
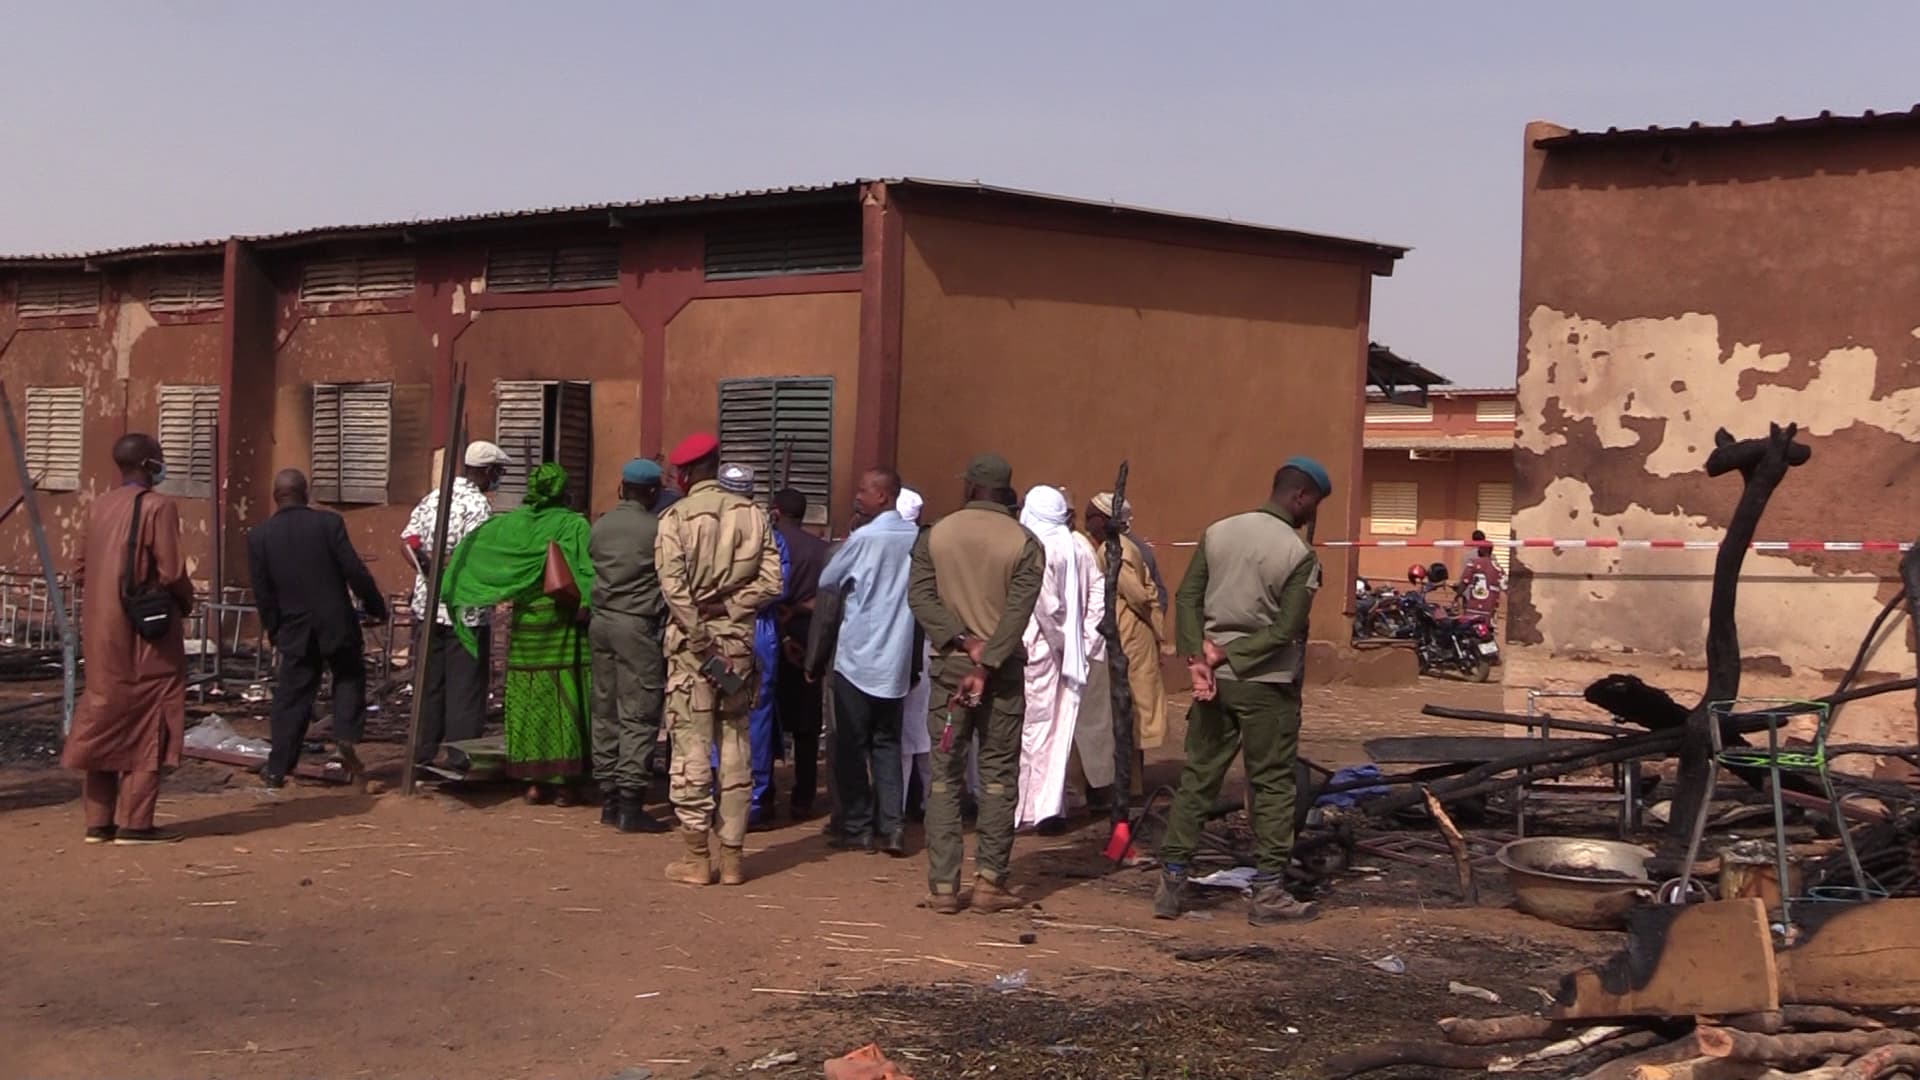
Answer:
[
  {"left": 1351, "top": 578, "right": 1415, "bottom": 641},
  {"left": 1411, "top": 563, "right": 1500, "bottom": 682}
]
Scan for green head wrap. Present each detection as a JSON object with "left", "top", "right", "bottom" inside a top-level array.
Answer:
[{"left": 525, "top": 462, "right": 569, "bottom": 508}]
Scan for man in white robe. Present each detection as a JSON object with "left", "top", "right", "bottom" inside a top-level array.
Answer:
[{"left": 1015, "top": 485, "right": 1105, "bottom": 828}]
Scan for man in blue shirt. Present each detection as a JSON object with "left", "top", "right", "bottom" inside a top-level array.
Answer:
[{"left": 818, "top": 467, "right": 919, "bottom": 856}]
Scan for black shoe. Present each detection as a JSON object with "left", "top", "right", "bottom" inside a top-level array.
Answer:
[
  {"left": 260, "top": 771, "right": 287, "bottom": 790},
  {"left": 1036, "top": 816, "right": 1070, "bottom": 837},
  {"left": 880, "top": 830, "right": 907, "bottom": 858},
  {"left": 599, "top": 789, "right": 620, "bottom": 827},
  {"left": 336, "top": 740, "right": 366, "bottom": 790},
  {"left": 114, "top": 827, "right": 184, "bottom": 846},
  {"left": 864, "top": 834, "right": 879, "bottom": 855},
  {"left": 789, "top": 796, "right": 815, "bottom": 820},
  {"left": 827, "top": 832, "right": 872, "bottom": 851},
  {"left": 616, "top": 791, "right": 670, "bottom": 834},
  {"left": 84, "top": 825, "right": 117, "bottom": 845}
]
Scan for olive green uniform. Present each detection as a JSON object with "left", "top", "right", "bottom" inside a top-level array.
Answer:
[
  {"left": 908, "top": 501, "right": 1044, "bottom": 896},
  {"left": 1161, "top": 503, "right": 1319, "bottom": 876},
  {"left": 589, "top": 499, "right": 667, "bottom": 793},
  {"left": 655, "top": 480, "right": 784, "bottom": 848}
]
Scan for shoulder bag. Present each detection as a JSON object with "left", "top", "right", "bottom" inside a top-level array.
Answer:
[{"left": 121, "top": 490, "right": 177, "bottom": 641}]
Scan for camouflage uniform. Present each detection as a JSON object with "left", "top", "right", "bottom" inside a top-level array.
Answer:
[{"left": 654, "top": 478, "right": 783, "bottom": 885}]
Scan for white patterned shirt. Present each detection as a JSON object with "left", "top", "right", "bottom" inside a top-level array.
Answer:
[{"left": 402, "top": 477, "right": 494, "bottom": 626}]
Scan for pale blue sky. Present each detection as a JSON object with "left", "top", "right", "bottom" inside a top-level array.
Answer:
[{"left": 5, "top": 2, "right": 1918, "bottom": 384}]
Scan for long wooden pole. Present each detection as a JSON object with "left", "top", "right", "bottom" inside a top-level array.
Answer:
[
  {"left": 0, "top": 381, "right": 76, "bottom": 735},
  {"left": 1102, "top": 462, "right": 1137, "bottom": 853},
  {"left": 400, "top": 369, "right": 467, "bottom": 795}
]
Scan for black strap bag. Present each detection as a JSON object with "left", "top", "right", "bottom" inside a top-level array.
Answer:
[{"left": 121, "top": 491, "right": 177, "bottom": 641}]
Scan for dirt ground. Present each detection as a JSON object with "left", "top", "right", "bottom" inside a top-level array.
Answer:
[{"left": 0, "top": 676, "right": 1620, "bottom": 1080}]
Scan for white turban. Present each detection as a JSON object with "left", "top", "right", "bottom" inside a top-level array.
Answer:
[
  {"left": 1018, "top": 484, "right": 1087, "bottom": 686},
  {"left": 1018, "top": 484, "right": 1071, "bottom": 536},
  {"left": 896, "top": 487, "right": 924, "bottom": 523}
]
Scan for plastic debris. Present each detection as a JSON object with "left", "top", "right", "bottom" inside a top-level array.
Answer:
[
  {"left": 749, "top": 1050, "right": 798, "bottom": 1070},
  {"left": 1370, "top": 954, "right": 1407, "bottom": 976},
  {"left": 1191, "top": 866, "right": 1260, "bottom": 892},
  {"left": 990, "top": 969, "right": 1030, "bottom": 992},
  {"left": 1449, "top": 981, "right": 1501, "bottom": 1003},
  {"left": 183, "top": 717, "right": 271, "bottom": 757}
]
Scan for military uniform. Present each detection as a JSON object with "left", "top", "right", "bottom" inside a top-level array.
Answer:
[
  {"left": 907, "top": 455, "right": 1044, "bottom": 911},
  {"left": 1158, "top": 461, "right": 1330, "bottom": 925},
  {"left": 588, "top": 492, "right": 668, "bottom": 831},
  {"left": 655, "top": 473, "right": 784, "bottom": 885}
]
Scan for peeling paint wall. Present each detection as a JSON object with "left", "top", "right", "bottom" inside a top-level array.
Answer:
[{"left": 1512, "top": 120, "right": 1920, "bottom": 745}]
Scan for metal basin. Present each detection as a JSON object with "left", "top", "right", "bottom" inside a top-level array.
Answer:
[{"left": 1496, "top": 837, "right": 1656, "bottom": 930}]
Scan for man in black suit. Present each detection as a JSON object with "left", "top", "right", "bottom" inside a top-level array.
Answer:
[{"left": 248, "top": 469, "right": 388, "bottom": 788}]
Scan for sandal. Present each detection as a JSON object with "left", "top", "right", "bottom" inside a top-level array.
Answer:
[
  {"left": 524, "top": 784, "right": 549, "bottom": 805},
  {"left": 552, "top": 786, "right": 578, "bottom": 808}
]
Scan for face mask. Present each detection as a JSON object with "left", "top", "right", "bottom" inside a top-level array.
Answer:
[{"left": 144, "top": 459, "right": 167, "bottom": 485}]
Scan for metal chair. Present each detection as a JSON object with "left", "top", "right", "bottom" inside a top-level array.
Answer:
[
  {"left": 1676, "top": 699, "right": 1883, "bottom": 931},
  {"left": 1518, "top": 689, "right": 1640, "bottom": 838}
]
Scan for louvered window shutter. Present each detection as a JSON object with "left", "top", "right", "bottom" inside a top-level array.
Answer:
[
  {"left": 299, "top": 256, "right": 415, "bottom": 303},
  {"left": 553, "top": 382, "right": 593, "bottom": 511},
  {"left": 1476, "top": 482, "right": 1514, "bottom": 571},
  {"left": 718, "top": 377, "right": 834, "bottom": 519},
  {"left": 1475, "top": 399, "right": 1517, "bottom": 425},
  {"left": 1368, "top": 481, "right": 1419, "bottom": 537},
  {"left": 23, "top": 387, "right": 84, "bottom": 491},
  {"left": 148, "top": 269, "right": 224, "bottom": 315},
  {"left": 17, "top": 276, "right": 100, "bottom": 319},
  {"left": 486, "top": 244, "right": 620, "bottom": 292},
  {"left": 493, "top": 381, "right": 547, "bottom": 504},
  {"left": 156, "top": 384, "right": 219, "bottom": 497},
  {"left": 311, "top": 383, "right": 392, "bottom": 504},
  {"left": 1364, "top": 401, "right": 1432, "bottom": 424},
  {"left": 704, "top": 214, "right": 862, "bottom": 280}
]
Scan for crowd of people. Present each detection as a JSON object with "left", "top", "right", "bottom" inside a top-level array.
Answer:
[{"left": 59, "top": 427, "right": 1336, "bottom": 924}]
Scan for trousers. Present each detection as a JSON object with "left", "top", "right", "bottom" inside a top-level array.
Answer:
[
  {"left": 776, "top": 656, "right": 823, "bottom": 809},
  {"left": 588, "top": 610, "right": 665, "bottom": 792},
  {"left": 266, "top": 642, "right": 365, "bottom": 780},
  {"left": 416, "top": 621, "right": 490, "bottom": 764},
  {"left": 82, "top": 770, "right": 161, "bottom": 830},
  {"left": 668, "top": 676, "right": 754, "bottom": 847},
  {"left": 924, "top": 656, "right": 1025, "bottom": 894},
  {"left": 830, "top": 673, "right": 904, "bottom": 840},
  {"left": 1159, "top": 679, "right": 1302, "bottom": 875}
]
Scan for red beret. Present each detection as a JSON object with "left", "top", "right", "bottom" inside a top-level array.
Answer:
[{"left": 668, "top": 432, "right": 720, "bottom": 467}]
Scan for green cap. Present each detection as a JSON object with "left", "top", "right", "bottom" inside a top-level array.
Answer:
[{"left": 965, "top": 452, "right": 1013, "bottom": 489}]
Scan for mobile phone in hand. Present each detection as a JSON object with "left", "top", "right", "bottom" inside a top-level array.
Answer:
[{"left": 700, "top": 654, "right": 746, "bottom": 696}]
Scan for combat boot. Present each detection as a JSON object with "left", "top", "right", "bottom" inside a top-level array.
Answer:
[
  {"left": 616, "top": 790, "right": 669, "bottom": 834},
  {"left": 664, "top": 829, "right": 714, "bottom": 886},
  {"left": 927, "top": 891, "right": 964, "bottom": 915},
  {"left": 1247, "top": 877, "right": 1317, "bottom": 926},
  {"left": 718, "top": 844, "right": 747, "bottom": 886},
  {"left": 970, "top": 876, "right": 1026, "bottom": 914},
  {"left": 1152, "top": 867, "right": 1189, "bottom": 920},
  {"left": 599, "top": 786, "right": 620, "bottom": 827}
]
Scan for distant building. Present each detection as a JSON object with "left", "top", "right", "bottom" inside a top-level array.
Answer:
[
  {"left": 1359, "top": 386, "right": 1516, "bottom": 588},
  {"left": 0, "top": 179, "right": 1411, "bottom": 648},
  {"left": 1516, "top": 111, "right": 1920, "bottom": 746}
]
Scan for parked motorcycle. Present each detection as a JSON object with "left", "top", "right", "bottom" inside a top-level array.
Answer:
[
  {"left": 1351, "top": 565, "right": 1432, "bottom": 642},
  {"left": 1411, "top": 563, "right": 1500, "bottom": 682}
]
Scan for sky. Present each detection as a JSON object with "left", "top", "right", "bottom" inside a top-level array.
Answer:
[{"left": 5, "top": 3, "right": 1920, "bottom": 386}]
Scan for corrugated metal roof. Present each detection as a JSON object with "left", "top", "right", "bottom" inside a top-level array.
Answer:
[
  {"left": 1364, "top": 434, "right": 1515, "bottom": 452},
  {"left": 1537, "top": 105, "right": 1920, "bottom": 149},
  {"left": 0, "top": 177, "right": 1409, "bottom": 265},
  {"left": 1367, "top": 385, "right": 1513, "bottom": 399}
]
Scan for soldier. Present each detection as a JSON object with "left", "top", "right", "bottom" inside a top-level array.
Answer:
[
  {"left": 1155, "top": 457, "right": 1331, "bottom": 926},
  {"left": 908, "top": 453, "right": 1044, "bottom": 914},
  {"left": 655, "top": 433, "right": 784, "bottom": 886},
  {"left": 588, "top": 458, "right": 671, "bottom": 834}
]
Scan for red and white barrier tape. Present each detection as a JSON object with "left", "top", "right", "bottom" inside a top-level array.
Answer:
[{"left": 1165, "top": 538, "right": 1914, "bottom": 552}]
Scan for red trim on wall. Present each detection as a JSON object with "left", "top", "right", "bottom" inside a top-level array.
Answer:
[
  {"left": 854, "top": 183, "right": 905, "bottom": 471},
  {"left": 468, "top": 287, "right": 622, "bottom": 312},
  {"left": 700, "top": 271, "right": 862, "bottom": 300},
  {"left": 411, "top": 252, "right": 485, "bottom": 446},
  {"left": 618, "top": 230, "right": 703, "bottom": 459},
  {"left": 11, "top": 314, "right": 102, "bottom": 332},
  {"left": 148, "top": 309, "right": 226, "bottom": 327}
]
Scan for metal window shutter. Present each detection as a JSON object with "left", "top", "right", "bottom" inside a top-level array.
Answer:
[
  {"left": 553, "top": 381, "right": 593, "bottom": 511},
  {"left": 1368, "top": 481, "right": 1419, "bottom": 536},
  {"left": 1476, "top": 482, "right": 1514, "bottom": 571},
  {"left": 1475, "top": 399, "right": 1517, "bottom": 425},
  {"left": 1364, "top": 401, "right": 1432, "bottom": 424},
  {"left": 17, "top": 276, "right": 99, "bottom": 319},
  {"left": 485, "top": 244, "right": 619, "bottom": 293},
  {"left": 718, "top": 377, "right": 834, "bottom": 511},
  {"left": 23, "top": 387, "right": 83, "bottom": 491},
  {"left": 148, "top": 270, "right": 224, "bottom": 315},
  {"left": 493, "top": 381, "right": 548, "bottom": 503},
  {"left": 299, "top": 256, "right": 415, "bottom": 303},
  {"left": 704, "top": 215, "right": 862, "bottom": 280},
  {"left": 311, "top": 383, "right": 392, "bottom": 503},
  {"left": 311, "top": 384, "right": 342, "bottom": 501},
  {"left": 156, "top": 384, "right": 219, "bottom": 497}
]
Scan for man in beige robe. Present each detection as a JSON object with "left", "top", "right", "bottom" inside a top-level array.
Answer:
[
  {"left": 62, "top": 433, "right": 194, "bottom": 845},
  {"left": 1087, "top": 493, "right": 1167, "bottom": 796}
]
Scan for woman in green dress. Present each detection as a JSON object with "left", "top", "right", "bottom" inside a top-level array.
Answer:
[{"left": 442, "top": 462, "right": 595, "bottom": 804}]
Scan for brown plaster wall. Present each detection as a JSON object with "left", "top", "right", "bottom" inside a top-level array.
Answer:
[
  {"left": 1512, "top": 120, "right": 1920, "bottom": 743},
  {"left": 0, "top": 275, "right": 224, "bottom": 586},
  {"left": 455, "top": 304, "right": 644, "bottom": 519},
  {"left": 662, "top": 292, "right": 862, "bottom": 530},
  {"left": 1357, "top": 449, "right": 1512, "bottom": 585},
  {"left": 271, "top": 311, "right": 437, "bottom": 600},
  {"left": 895, "top": 210, "right": 1374, "bottom": 633}
]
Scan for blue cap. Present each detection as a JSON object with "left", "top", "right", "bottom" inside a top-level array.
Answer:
[
  {"left": 622, "top": 458, "right": 663, "bottom": 485},
  {"left": 1285, "top": 455, "right": 1332, "bottom": 496}
]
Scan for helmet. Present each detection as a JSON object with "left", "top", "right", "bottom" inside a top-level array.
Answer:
[
  {"left": 1427, "top": 561, "right": 1451, "bottom": 584},
  {"left": 1407, "top": 564, "right": 1428, "bottom": 584}
]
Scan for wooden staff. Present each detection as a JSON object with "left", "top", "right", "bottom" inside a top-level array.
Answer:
[
  {"left": 1101, "top": 461, "right": 1137, "bottom": 860},
  {"left": 400, "top": 368, "right": 468, "bottom": 795}
]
